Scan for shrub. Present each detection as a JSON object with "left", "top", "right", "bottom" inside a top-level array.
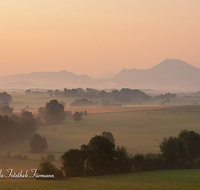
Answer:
[
  {"left": 131, "top": 153, "right": 144, "bottom": 172},
  {"left": 37, "top": 161, "right": 63, "bottom": 180},
  {"left": 30, "top": 134, "right": 48, "bottom": 153}
]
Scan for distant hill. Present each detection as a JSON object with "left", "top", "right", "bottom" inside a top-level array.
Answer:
[
  {"left": 4, "top": 81, "right": 61, "bottom": 89},
  {"left": 110, "top": 59, "right": 200, "bottom": 91},
  {"left": 1, "top": 59, "right": 200, "bottom": 91},
  {"left": 0, "top": 70, "right": 108, "bottom": 89}
]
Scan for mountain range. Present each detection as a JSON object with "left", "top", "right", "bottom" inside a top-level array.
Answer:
[
  {"left": 110, "top": 59, "right": 200, "bottom": 91},
  {"left": 0, "top": 59, "right": 200, "bottom": 91}
]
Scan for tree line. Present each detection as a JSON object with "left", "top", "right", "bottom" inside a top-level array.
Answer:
[
  {"left": 0, "top": 111, "right": 37, "bottom": 144},
  {"left": 42, "top": 129, "right": 200, "bottom": 179}
]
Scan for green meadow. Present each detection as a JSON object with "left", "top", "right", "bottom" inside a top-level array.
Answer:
[
  {"left": 1, "top": 94, "right": 200, "bottom": 189},
  {"left": 0, "top": 170, "right": 200, "bottom": 190}
]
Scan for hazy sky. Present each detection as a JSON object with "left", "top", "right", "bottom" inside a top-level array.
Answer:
[{"left": 1, "top": 0, "right": 200, "bottom": 78}]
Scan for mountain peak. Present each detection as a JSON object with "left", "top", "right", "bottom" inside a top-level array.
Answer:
[{"left": 149, "top": 59, "right": 198, "bottom": 72}]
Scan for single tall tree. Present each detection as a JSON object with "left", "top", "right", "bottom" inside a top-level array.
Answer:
[
  {"left": 73, "top": 111, "right": 82, "bottom": 122},
  {"left": 40, "top": 99, "right": 66, "bottom": 124}
]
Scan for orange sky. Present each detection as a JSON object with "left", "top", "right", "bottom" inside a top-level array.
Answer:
[{"left": 1, "top": 0, "right": 200, "bottom": 78}]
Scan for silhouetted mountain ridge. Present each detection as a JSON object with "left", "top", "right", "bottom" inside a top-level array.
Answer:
[
  {"left": 110, "top": 59, "right": 200, "bottom": 91},
  {"left": 0, "top": 59, "right": 200, "bottom": 91}
]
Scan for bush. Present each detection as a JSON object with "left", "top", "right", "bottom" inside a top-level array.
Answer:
[
  {"left": 37, "top": 161, "right": 63, "bottom": 180},
  {"left": 30, "top": 134, "right": 48, "bottom": 153},
  {"left": 131, "top": 153, "right": 144, "bottom": 172},
  {"left": 72, "top": 111, "right": 82, "bottom": 122},
  {"left": 101, "top": 131, "right": 115, "bottom": 145},
  {"left": 143, "top": 153, "right": 164, "bottom": 171}
]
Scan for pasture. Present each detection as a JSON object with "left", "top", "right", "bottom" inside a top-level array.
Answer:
[
  {"left": 0, "top": 105, "right": 200, "bottom": 161},
  {"left": 9, "top": 93, "right": 200, "bottom": 112},
  {"left": 0, "top": 170, "right": 200, "bottom": 190},
  {"left": 1, "top": 94, "right": 200, "bottom": 189}
]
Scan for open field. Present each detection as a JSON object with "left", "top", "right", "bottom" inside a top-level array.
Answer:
[
  {"left": 0, "top": 170, "right": 200, "bottom": 190},
  {"left": 1, "top": 105, "right": 200, "bottom": 161},
  {"left": 10, "top": 93, "right": 78, "bottom": 110},
  {"left": 10, "top": 93, "right": 200, "bottom": 112}
]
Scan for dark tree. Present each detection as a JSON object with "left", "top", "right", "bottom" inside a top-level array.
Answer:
[
  {"left": 131, "top": 153, "right": 144, "bottom": 171},
  {"left": 20, "top": 111, "right": 37, "bottom": 138},
  {"left": 25, "top": 89, "right": 31, "bottom": 94},
  {"left": 0, "top": 92, "right": 12, "bottom": 103},
  {"left": 21, "top": 111, "right": 34, "bottom": 120},
  {"left": 101, "top": 131, "right": 115, "bottom": 145},
  {"left": 99, "top": 90, "right": 107, "bottom": 98},
  {"left": 178, "top": 130, "right": 200, "bottom": 161},
  {"left": 81, "top": 135, "right": 115, "bottom": 175},
  {"left": 114, "top": 146, "right": 132, "bottom": 173},
  {"left": 70, "top": 98, "right": 94, "bottom": 107},
  {"left": 159, "top": 136, "right": 188, "bottom": 169},
  {"left": 41, "top": 99, "right": 66, "bottom": 124},
  {"left": 37, "top": 161, "right": 63, "bottom": 179},
  {"left": 62, "top": 133, "right": 132, "bottom": 176},
  {"left": 73, "top": 111, "right": 82, "bottom": 122},
  {"left": 30, "top": 134, "right": 48, "bottom": 153},
  {"left": 62, "top": 149, "right": 85, "bottom": 177},
  {"left": 0, "top": 106, "right": 13, "bottom": 116},
  {"left": 0, "top": 100, "right": 9, "bottom": 107}
]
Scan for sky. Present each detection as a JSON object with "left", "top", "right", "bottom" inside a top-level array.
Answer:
[{"left": 1, "top": 0, "right": 200, "bottom": 78}]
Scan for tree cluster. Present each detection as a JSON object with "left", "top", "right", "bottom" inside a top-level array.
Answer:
[
  {"left": 38, "top": 99, "right": 66, "bottom": 125},
  {"left": 153, "top": 92, "right": 177, "bottom": 100},
  {"left": 0, "top": 92, "right": 12, "bottom": 103},
  {"left": 0, "top": 111, "right": 37, "bottom": 144},
  {"left": 70, "top": 98, "right": 95, "bottom": 107},
  {"left": 61, "top": 133, "right": 132, "bottom": 177},
  {"left": 131, "top": 130, "right": 200, "bottom": 171},
  {"left": 0, "top": 92, "right": 13, "bottom": 116}
]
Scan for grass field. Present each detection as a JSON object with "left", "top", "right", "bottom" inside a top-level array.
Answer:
[
  {"left": 1, "top": 94, "right": 200, "bottom": 189},
  {"left": 1, "top": 105, "right": 200, "bottom": 161},
  {"left": 10, "top": 93, "right": 200, "bottom": 111},
  {"left": 0, "top": 170, "right": 200, "bottom": 190}
]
